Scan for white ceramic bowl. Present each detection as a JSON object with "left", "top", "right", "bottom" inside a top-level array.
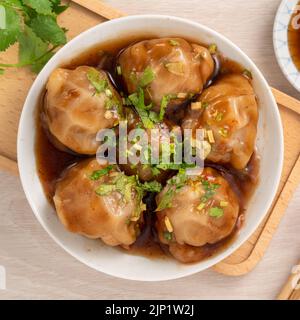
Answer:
[
  {"left": 18, "top": 15, "right": 284, "bottom": 281},
  {"left": 274, "top": 0, "right": 300, "bottom": 92}
]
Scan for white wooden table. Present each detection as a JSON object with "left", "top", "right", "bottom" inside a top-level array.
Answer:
[{"left": 0, "top": 0, "right": 300, "bottom": 300}]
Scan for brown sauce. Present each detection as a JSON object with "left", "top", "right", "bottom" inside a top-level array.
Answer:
[
  {"left": 35, "top": 36, "right": 260, "bottom": 261},
  {"left": 288, "top": 2, "right": 300, "bottom": 71}
]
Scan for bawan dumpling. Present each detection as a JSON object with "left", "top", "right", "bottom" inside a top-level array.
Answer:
[
  {"left": 118, "top": 38, "right": 214, "bottom": 113},
  {"left": 182, "top": 74, "right": 258, "bottom": 169},
  {"left": 43, "top": 66, "right": 122, "bottom": 155},
  {"left": 155, "top": 167, "right": 239, "bottom": 263},
  {"left": 53, "top": 159, "right": 145, "bottom": 246}
]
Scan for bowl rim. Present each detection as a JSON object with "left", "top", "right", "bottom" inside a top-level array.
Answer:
[
  {"left": 273, "top": 0, "right": 300, "bottom": 92},
  {"left": 17, "top": 14, "right": 284, "bottom": 281}
]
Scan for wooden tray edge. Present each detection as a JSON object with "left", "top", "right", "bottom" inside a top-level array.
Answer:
[{"left": 213, "top": 154, "right": 300, "bottom": 276}]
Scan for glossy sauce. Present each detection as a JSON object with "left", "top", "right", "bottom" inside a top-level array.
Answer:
[
  {"left": 288, "top": 2, "right": 300, "bottom": 71},
  {"left": 36, "top": 36, "right": 260, "bottom": 261}
]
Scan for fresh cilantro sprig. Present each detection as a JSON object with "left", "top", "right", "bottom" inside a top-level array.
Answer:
[
  {"left": 156, "top": 169, "right": 188, "bottom": 211},
  {"left": 0, "top": 0, "right": 68, "bottom": 74}
]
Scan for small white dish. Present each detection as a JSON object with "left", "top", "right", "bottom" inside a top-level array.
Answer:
[
  {"left": 18, "top": 15, "right": 284, "bottom": 281},
  {"left": 274, "top": 0, "right": 300, "bottom": 91}
]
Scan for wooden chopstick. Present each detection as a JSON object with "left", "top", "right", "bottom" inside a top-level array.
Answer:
[
  {"left": 271, "top": 87, "right": 300, "bottom": 115},
  {"left": 289, "top": 288, "right": 300, "bottom": 300},
  {"left": 277, "top": 262, "right": 300, "bottom": 300},
  {"left": 71, "top": 0, "right": 125, "bottom": 20}
]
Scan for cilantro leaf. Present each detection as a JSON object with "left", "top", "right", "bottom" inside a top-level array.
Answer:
[
  {"left": 209, "top": 207, "right": 224, "bottom": 218},
  {"left": 23, "top": 0, "right": 53, "bottom": 15},
  {"left": 156, "top": 170, "right": 188, "bottom": 211},
  {"left": 50, "top": 0, "right": 68, "bottom": 14},
  {"left": 89, "top": 165, "right": 114, "bottom": 181},
  {"left": 128, "top": 88, "right": 155, "bottom": 129},
  {"left": 87, "top": 68, "right": 108, "bottom": 93},
  {"left": 18, "top": 26, "right": 49, "bottom": 70},
  {"left": 96, "top": 184, "right": 115, "bottom": 196},
  {"left": 30, "top": 14, "right": 67, "bottom": 46},
  {"left": 142, "top": 181, "right": 162, "bottom": 193},
  {"left": 0, "top": 5, "right": 21, "bottom": 51},
  {"left": 139, "top": 66, "right": 155, "bottom": 87},
  {"left": 0, "top": 68, "right": 4, "bottom": 74},
  {"left": 30, "top": 49, "right": 54, "bottom": 73}
]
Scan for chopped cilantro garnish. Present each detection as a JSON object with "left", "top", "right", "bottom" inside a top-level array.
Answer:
[
  {"left": 142, "top": 181, "right": 163, "bottom": 193},
  {"left": 128, "top": 87, "right": 155, "bottom": 129},
  {"left": 89, "top": 165, "right": 114, "bottom": 181},
  {"left": 200, "top": 179, "right": 220, "bottom": 203},
  {"left": 209, "top": 207, "right": 224, "bottom": 218},
  {"left": 87, "top": 68, "right": 108, "bottom": 94},
  {"left": 163, "top": 231, "right": 173, "bottom": 241},
  {"left": 96, "top": 184, "right": 115, "bottom": 196},
  {"left": 139, "top": 66, "right": 155, "bottom": 87},
  {"left": 156, "top": 169, "right": 188, "bottom": 211}
]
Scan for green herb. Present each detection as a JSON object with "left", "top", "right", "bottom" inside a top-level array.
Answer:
[
  {"left": 200, "top": 180, "right": 220, "bottom": 203},
  {"left": 151, "top": 166, "right": 161, "bottom": 177},
  {"left": 163, "top": 231, "right": 173, "bottom": 241},
  {"left": 156, "top": 163, "right": 196, "bottom": 171},
  {"left": 89, "top": 165, "right": 114, "bottom": 181},
  {"left": 139, "top": 66, "right": 155, "bottom": 87},
  {"left": 142, "top": 181, "right": 163, "bottom": 193},
  {"left": 87, "top": 68, "right": 123, "bottom": 118},
  {"left": 209, "top": 207, "right": 224, "bottom": 218},
  {"left": 158, "top": 94, "right": 175, "bottom": 121},
  {"left": 208, "top": 43, "right": 218, "bottom": 54},
  {"left": 87, "top": 68, "right": 108, "bottom": 93},
  {"left": 128, "top": 87, "right": 155, "bottom": 129},
  {"left": 0, "top": 0, "right": 68, "bottom": 74},
  {"left": 169, "top": 39, "right": 179, "bottom": 46},
  {"left": 242, "top": 69, "right": 253, "bottom": 79},
  {"left": 96, "top": 184, "right": 115, "bottom": 196},
  {"left": 156, "top": 169, "right": 188, "bottom": 211}
]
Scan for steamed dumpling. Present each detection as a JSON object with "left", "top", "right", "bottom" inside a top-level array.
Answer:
[
  {"left": 53, "top": 159, "right": 144, "bottom": 246},
  {"left": 118, "top": 38, "right": 214, "bottom": 113},
  {"left": 43, "top": 66, "right": 122, "bottom": 155},
  {"left": 156, "top": 167, "right": 239, "bottom": 263},
  {"left": 182, "top": 74, "right": 258, "bottom": 169},
  {"left": 119, "top": 117, "right": 173, "bottom": 182}
]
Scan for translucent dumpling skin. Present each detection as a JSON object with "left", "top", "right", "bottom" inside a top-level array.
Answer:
[
  {"left": 118, "top": 38, "right": 214, "bottom": 112},
  {"left": 44, "top": 66, "right": 121, "bottom": 155},
  {"left": 53, "top": 159, "right": 143, "bottom": 247},
  {"left": 182, "top": 74, "right": 258, "bottom": 169},
  {"left": 156, "top": 167, "right": 239, "bottom": 263}
]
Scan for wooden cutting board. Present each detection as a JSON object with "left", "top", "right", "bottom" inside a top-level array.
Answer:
[{"left": 0, "top": 0, "right": 299, "bottom": 280}]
